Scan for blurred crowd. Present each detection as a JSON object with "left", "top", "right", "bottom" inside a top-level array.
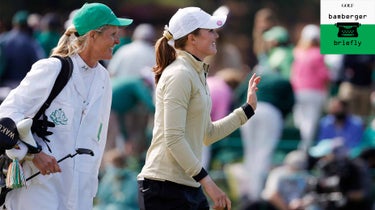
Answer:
[{"left": 0, "top": 6, "right": 375, "bottom": 210}]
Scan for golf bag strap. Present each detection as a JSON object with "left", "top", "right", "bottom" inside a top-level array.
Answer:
[
  {"left": 33, "top": 56, "right": 73, "bottom": 121},
  {"left": 29, "top": 56, "right": 73, "bottom": 153}
]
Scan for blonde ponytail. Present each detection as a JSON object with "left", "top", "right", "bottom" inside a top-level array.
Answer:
[{"left": 51, "top": 25, "right": 88, "bottom": 57}]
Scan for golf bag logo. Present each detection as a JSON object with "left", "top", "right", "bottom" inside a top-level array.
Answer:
[
  {"left": 335, "top": 22, "right": 360, "bottom": 37},
  {"left": 50, "top": 108, "right": 68, "bottom": 125}
]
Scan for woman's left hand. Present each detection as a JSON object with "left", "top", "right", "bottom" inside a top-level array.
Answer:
[{"left": 246, "top": 73, "right": 261, "bottom": 110}]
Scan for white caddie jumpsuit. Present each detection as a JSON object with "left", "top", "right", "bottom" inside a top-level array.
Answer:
[{"left": 0, "top": 54, "right": 112, "bottom": 210}]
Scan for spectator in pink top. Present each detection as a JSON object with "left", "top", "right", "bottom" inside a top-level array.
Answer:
[
  {"left": 290, "top": 24, "right": 331, "bottom": 151},
  {"left": 207, "top": 76, "right": 233, "bottom": 121}
]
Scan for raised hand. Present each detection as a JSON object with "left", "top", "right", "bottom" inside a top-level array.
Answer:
[{"left": 246, "top": 73, "right": 261, "bottom": 110}]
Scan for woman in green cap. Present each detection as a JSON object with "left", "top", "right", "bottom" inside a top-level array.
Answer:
[{"left": 0, "top": 2, "right": 132, "bottom": 209}]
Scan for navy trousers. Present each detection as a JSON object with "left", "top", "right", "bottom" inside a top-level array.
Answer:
[{"left": 138, "top": 178, "right": 210, "bottom": 210}]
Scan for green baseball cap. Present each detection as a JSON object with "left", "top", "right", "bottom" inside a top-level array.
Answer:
[
  {"left": 12, "top": 10, "right": 29, "bottom": 26},
  {"left": 73, "top": 2, "right": 133, "bottom": 36},
  {"left": 263, "top": 26, "right": 289, "bottom": 44}
]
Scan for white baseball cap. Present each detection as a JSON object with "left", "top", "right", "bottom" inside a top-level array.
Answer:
[
  {"left": 301, "top": 24, "right": 320, "bottom": 41},
  {"left": 167, "top": 7, "right": 227, "bottom": 40}
]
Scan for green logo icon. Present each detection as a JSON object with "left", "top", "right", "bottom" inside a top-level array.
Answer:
[{"left": 50, "top": 108, "right": 68, "bottom": 125}]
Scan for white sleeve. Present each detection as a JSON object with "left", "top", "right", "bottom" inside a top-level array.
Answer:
[{"left": 0, "top": 57, "right": 61, "bottom": 123}]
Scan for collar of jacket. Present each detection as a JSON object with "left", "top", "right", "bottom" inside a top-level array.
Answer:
[{"left": 177, "top": 50, "right": 210, "bottom": 74}]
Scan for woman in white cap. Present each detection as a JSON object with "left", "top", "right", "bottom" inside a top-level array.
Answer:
[
  {"left": 137, "top": 7, "right": 260, "bottom": 210},
  {"left": 0, "top": 2, "right": 132, "bottom": 209}
]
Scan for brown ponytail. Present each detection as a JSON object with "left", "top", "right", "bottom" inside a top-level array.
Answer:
[{"left": 153, "top": 37, "right": 176, "bottom": 85}]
